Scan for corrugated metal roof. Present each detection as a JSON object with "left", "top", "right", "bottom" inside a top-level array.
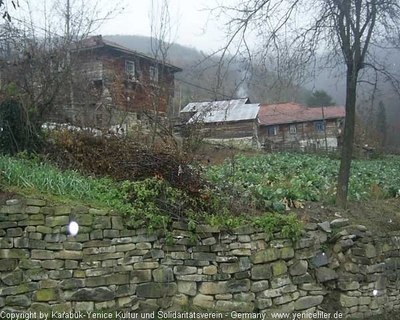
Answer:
[
  {"left": 181, "top": 98, "right": 259, "bottom": 123},
  {"left": 258, "top": 102, "right": 345, "bottom": 125}
]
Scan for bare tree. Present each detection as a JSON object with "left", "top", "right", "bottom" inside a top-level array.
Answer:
[
  {"left": 212, "top": 0, "right": 400, "bottom": 208},
  {"left": 146, "top": 0, "right": 178, "bottom": 145}
]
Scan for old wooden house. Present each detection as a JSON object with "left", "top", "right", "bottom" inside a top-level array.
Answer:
[
  {"left": 258, "top": 102, "right": 345, "bottom": 151},
  {"left": 179, "top": 98, "right": 260, "bottom": 148},
  {"left": 51, "top": 35, "right": 182, "bottom": 132}
]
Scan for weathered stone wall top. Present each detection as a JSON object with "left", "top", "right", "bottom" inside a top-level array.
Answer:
[{"left": 1, "top": 198, "right": 400, "bottom": 318}]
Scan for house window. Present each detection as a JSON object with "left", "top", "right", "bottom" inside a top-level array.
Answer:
[
  {"left": 125, "top": 60, "right": 136, "bottom": 81},
  {"left": 315, "top": 121, "right": 325, "bottom": 132},
  {"left": 150, "top": 66, "right": 159, "bottom": 82},
  {"left": 267, "top": 125, "right": 278, "bottom": 136},
  {"left": 289, "top": 124, "right": 297, "bottom": 134}
]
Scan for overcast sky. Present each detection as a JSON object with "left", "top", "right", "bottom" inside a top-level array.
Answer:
[
  {"left": 9, "top": 0, "right": 228, "bottom": 52},
  {"left": 99, "top": 0, "right": 228, "bottom": 52}
]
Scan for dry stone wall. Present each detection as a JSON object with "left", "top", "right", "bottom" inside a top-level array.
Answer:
[{"left": 1, "top": 198, "right": 400, "bottom": 318}]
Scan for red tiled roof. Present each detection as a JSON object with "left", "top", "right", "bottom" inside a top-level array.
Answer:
[{"left": 258, "top": 102, "right": 345, "bottom": 126}]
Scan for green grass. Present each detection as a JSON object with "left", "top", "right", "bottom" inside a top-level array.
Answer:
[{"left": 0, "top": 154, "right": 129, "bottom": 211}]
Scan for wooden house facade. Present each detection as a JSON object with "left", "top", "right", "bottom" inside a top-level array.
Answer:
[
  {"left": 258, "top": 102, "right": 345, "bottom": 151},
  {"left": 51, "top": 35, "right": 182, "bottom": 131}
]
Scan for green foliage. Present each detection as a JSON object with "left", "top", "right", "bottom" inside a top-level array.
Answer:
[
  {"left": 120, "top": 178, "right": 227, "bottom": 229},
  {"left": 204, "top": 153, "right": 400, "bottom": 208},
  {"left": 0, "top": 99, "right": 42, "bottom": 155},
  {"left": 0, "top": 154, "right": 305, "bottom": 240},
  {"left": 306, "top": 90, "right": 336, "bottom": 107},
  {"left": 251, "top": 213, "right": 302, "bottom": 241}
]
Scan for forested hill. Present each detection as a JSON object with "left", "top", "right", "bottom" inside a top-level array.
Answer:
[
  {"left": 104, "top": 34, "right": 399, "bottom": 149},
  {"left": 104, "top": 34, "right": 312, "bottom": 114}
]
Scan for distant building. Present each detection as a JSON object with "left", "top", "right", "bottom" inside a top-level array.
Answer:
[
  {"left": 0, "top": 35, "right": 182, "bottom": 133},
  {"left": 258, "top": 102, "right": 345, "bottom": 151},
  {"left": 60, "top": 35, "right": 182, "bottom": 131},
  {"left": 179, "top": 98, "right": 260, "bottom": 148}
]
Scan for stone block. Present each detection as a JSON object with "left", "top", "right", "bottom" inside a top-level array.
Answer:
[
  {"left": 221, "top": 262, "right": 240, "bottom": 274},
  {"left": 193, "top": 294, "right": 214, "bottom": 309},
  {"left": 136, "top": 283, "right": 177, "bottom": 298},
  {"left": 45, "top": 215, "right": 69, "bottom": 227},
  {"left": 39, "top": 279, "right": 58, "bottom": 289},
  {"left": 251, "top": 264, "right": 272, "bottom": 280},
  {"left": 272, "top": 261, "right": 287, "bottom": 276},
  {"left": 176, "top": 274, "right": 207, "bottom": 282},
  {"left": 93, "top": 216, "right": 111, "bottom": 229},
  {"left": 270, "top": 276, "right": 292, "bottom": 289},
  {"left": 130, "top": 270, "right": 152, "bottom": 283},
  {"left": 29, "top": 232, "right": 43, "bottom": 240},
  {"left": 0, "top": 248, "right": 28, "bottom": 259},
  {"left": 36, "top": 226, "right": 52, "bottom": 234},
  {"left": 7, "top": 228, "right": 23, "bottom": 237},
  {"left": 258, "top": 285, "right": 297, "bottom": 299},
  {"left": 105, "top": 273, "right": 130, "bottom": 285},
  {"left": 133, "top": 262, "right": 159, "bottom": 269},
  {"left": 103, "top": 230, "right": 120, "bottom": 238},
  {"left": 215, "top": 300, "right": 254, "bottom": 312},
  {"left": 203, "top": 265, "right": 217, "bottom": 275},
  {"left": 54, "top": 206, "right": 72, "bottom": 215},
  {"left": 64, "top": 242, "right": 83, "bottom": 251},
  {"left": 280, "top": 247, "right": 295, "bottom": 260},
  {"left": 364, "top": 244, "right": 377, "bottom": 258},
  {"left": 316, "top": 267, "right": 338, "bottom": 282},
  {"left": 153, "top": 267, "right": 174, "bottom": 283},
  {"left": 178, "top": 281, "right": 197, "bottom": 296},
  {"left": 289, "top": 260, "right": 308, "bottom": 276},
  {"left": 49, "top": 270, "right": 73, "bottom": 280},
  {"left": 294, "top": 296, "right": 324, "bottom": 310},
  {"left": 231, "top": 249, "right": 252, "bottom": 256},
  {"left": 192, "top": 252, "right": 216, "bottom": 261},
  {"left": 26, "top": 268, "right": 48, "bottom": 281},
  {"left": 199, "top": 281, "right": 228, "bottom": 294},
  {"left": 90, "top": 229, "right": 103, "bottom": 240},
  {"left": 1, "top": 282, "right": 39, "bottom": 296},
  {"left": 226, "top": 279, "right": 250, "bottom": 293},
  {"left": 173, "top": 266, "right": 197, "bottom": 275},
  {"left": 26, "top": 199, "right": 46, "bottom": 206},
  {"left": 0, "top": 259, "right": 18, "bottom": 271},
  {"left": 33, "top": 289, "right": 59, "bottom": 301},
  {"left": 42, "top": 260, "right": 64, "bottom": 270},
  {"left": 14, "top": 237, "right": 29, "bottom": 248},
  {"left": 5, "top": 294, "right": 31, "bottom": 307},
  {"left": 2, "top": 271, "right": 24, "bottom": 285},
  {"left": 251, "top": 280, "right": 270, "bottom": 293},
  {"left": 66, "top": 287, "right": 115, "bottom": 301},
  {"left": 250, "top": 248, "right": 279, "bottom": 264},
  {"left": 55, "top": 250, "right": 83, "bottom": 260},
  {"left": 340, "top": 294, "right": 359, "bottom": 307},
  {"left": 0, "top": 237, "right": 13, "bottom": 248}
]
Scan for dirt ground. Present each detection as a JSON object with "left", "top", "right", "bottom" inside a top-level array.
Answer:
[{"left": 294, "top": 198, "right": 400, "bottom": 234}]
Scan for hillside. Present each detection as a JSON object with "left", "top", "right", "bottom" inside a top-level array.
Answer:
[
  {"left": 104, "top": 35, "right": 312, "bottom": 115},
  {"left": 104, "top": 35, "right": 400, "bottom": 150}
]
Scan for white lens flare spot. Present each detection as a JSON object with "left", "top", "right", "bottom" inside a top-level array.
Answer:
[
  {"left": 373, "top": 290, "right": 378, "bottom": 296},
  {"left": 68, "top": 221, "right": 79, "bottom": 236}
]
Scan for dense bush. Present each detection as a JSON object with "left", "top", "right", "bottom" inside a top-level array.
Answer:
[{"left": 0, "top": 99, "right": 42, "bottom": 155}]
